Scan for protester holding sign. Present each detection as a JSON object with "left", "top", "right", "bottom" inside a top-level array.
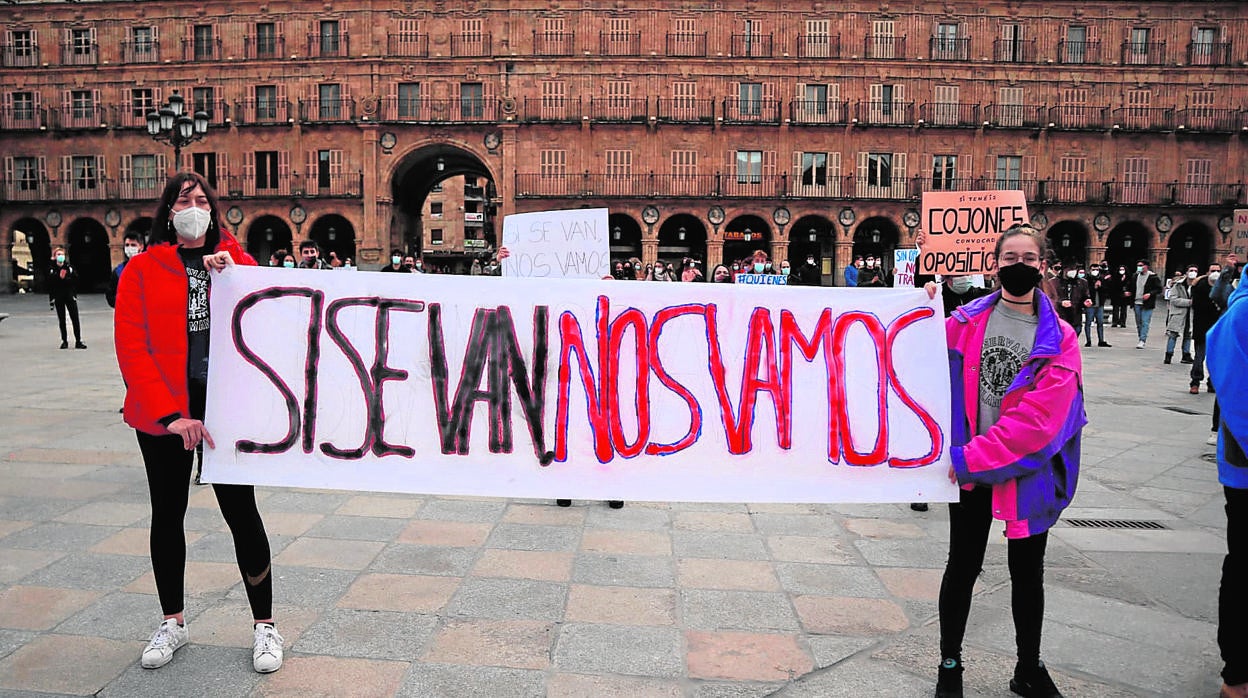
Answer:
[
  {"left": 115, "top": 172, "right": 283, "bottom": 675},
  {"left": 927, "top": 224, "right": 1085, "bottom": 698}
]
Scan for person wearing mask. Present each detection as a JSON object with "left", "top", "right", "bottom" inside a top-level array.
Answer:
[
  {"left": 1206, "top": 259, "right": 1248, "bottom": 698},
  {"left": 681, "top": 258, "right": 703, "bottom": 282},
  {"left": 1190, "top": 262, "right": 1225, "bottom": 395},
  {"left": 107, "top": 232, "right": 146, "bottom": 309},
  {"left": 628, "top": 257, "right": 645, "bottom": 281},
  {"left": 1164, "top": 265, "right": 1198, "bottom": 365},
  {"left": 857, "top": 255, "right": 886, "bottom": 287},
  {"left": 411, "top": 256, "right": 426, "bottom": 273},
  {"left": 779, "top": 260, "right": 792, "bottom": 281},
  {"left": 114, "top": 172, "right": 282, "bottom": 674},
  {"left": 1107, "top": 264, "right": 1129, "bottom": 327},
  {"left": 795, "top": 254, "right": 821, "bottom": 286},
  {"left": 281, "top": 253, "right": 296, "bottom": 269},
  {"left": 47, "top": 247, "right": 86, "bottom": 349},
  {"left": 327, "top": 251, "right": 342, "bottom": 268},
  {"left": 710, "top": 264, "right": 733, "bottom": 283},
  {"left": 747, "top": 249, "right": 770, "bottom": 275},
  {"left": 380, "top": 249, "right": 408, "bottom": 272},
  {"left": 651, "top": 262, "right": 671, "bottom": 281},
  {"left": 1055, "top": 262, "right": 1090, "bottom": 334},
  {"left": 1083, "top": 263, "right": 1112, "bottom": 348},
  {"left": 925, "top": 224, "right": 1084, "bottom": 698},
  {"left": 267, "top": 251, "right": 282, "bottom": 267},
  {"left": 298, "top": 240, "right": 329, "bottom": 269},
  {"left": 1129, "top": 259, "right": 1163, "bottom": 349},
  {"left": 620, "top": 260, "right": 635, "bottom": 280},
  {"left": 611, "top": 261, "right": 625, "bottom": 279},
  {"left": 844, "top": 255, "right": 862, "bottom": 287}
]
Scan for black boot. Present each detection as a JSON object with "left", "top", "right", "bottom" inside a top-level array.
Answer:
[
  {"left": 1164, "top": 353, "right": 1172, "bottom": 364},
  {"left": 1180, "top": 352, "right": 1194, "bottom": 364},
  {"left": 935, "top": 657, "right": 963, "bottom": 698},
  {"left": 1010, "top": 661, "right": 1062, "bottom": 698}
]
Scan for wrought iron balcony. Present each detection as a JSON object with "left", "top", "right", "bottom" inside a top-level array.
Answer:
[
  {"left": 1, "top": 44, "right": 39, "bottom": 67},
  {"left": 655, "top": 98, "right": 715, "bottom": 123},
  {"left": 1057, "top": 39, "right": 1101, "bottom": 65},
  {"left": 863, "top": 35, "right": 905, "bottom": 60},
  {"left": 993, "top": 38, "right": 1036, "bottom": 63},
  {"left": 599, "top": 31, "right": 641, "bottom": 56},
  {"left": 929, "top": 37, "right": 970, "bottom": 61},
  {"left": 61, "top": 42, "right": 98, "bottom": 66},
  {"left": 520, "top": 97, "right": 582, "bottom": 123},
  {"left": 533, "top": 31, "right": 575, "bottom": 56},
  {"left": 0, "top": 105, "right": 46, "bottom": 131},
  {"left": 243, "top": 34, "right": 285, "bottom": 59},
  {"left": 379, "top": 97, "right": 498, "bottom": 123},
  {"left": 917, "top": 103, "right": 980, "bottom": 127},
  {"left": 984, "top": 104, "right": 1047, "bottom": 128},
  {"left": 1121, "top": 41, "right": 1166, "bottom": 66},
  {"left": 387, "top": 33, "right": 428, "bottom": 57},
  {"left": 731, "top": 33, "right": 773, "bottom": 58},
  {"left": 722, "top": 98, "right": 781, "bottom": 124},
  {"left": 1175, "top": 108, "right": 1244, "bottom": 132},
  {"left": 790, "top": 99, "right": 850, "bottom": 125},
  {"left": 1187, "top": 41, "right": 1232, "bottom": 66},
  {"left": 1048, "top": 105, "right": 1109, "bottom": 130},
  {"left": 1110, "top": 107, "right": 1175, "bottom": 131},
  {"left": 121, "top": 39, "right": 160, "bottom": 64},
  {"left": 665, "top": 33, "right": 707, "bottom": 57},
  {"left": 451, "top": 33, "right": 492, "bottom": 57},
  {"left": 1, "top": 177, "right": 49, "bottom": 202},
  {"left": 588, "top": 97, "right": 648, "bottom": 123},
  {"left": 234, "top": 99, "right": 293, "bottom": 125},
  {"left": 796, "top": 35, "right": 840, "bottom": 59},
  {"left": 300, "top": 97, "right": 356, "bottom": 123},
  {"left": 855, "top": 100, "right": 915, "bottom": 126},
  {"left": 183, "top": 37, "right": 222, "bottom": 62},
  {"left": 307, "top": 32, "right": 349, "bottom": 58}
]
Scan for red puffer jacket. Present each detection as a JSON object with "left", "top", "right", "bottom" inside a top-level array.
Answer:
[{"left": 115, "top": 232, "right": 256, "bottom": 435}]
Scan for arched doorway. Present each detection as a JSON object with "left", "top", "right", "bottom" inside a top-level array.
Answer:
[
  {"left": 1046, "top": 220, "right": 1089, "bottom": 268},
  {"left": 66, "top": 218, "right": 111, "bottom": 292},
  {"left": 309, "top": 214, "right": 356, "bottom": 266},
  {"left": 723, "top": 214, "right": 770, "bottom": 267},
  {"left": 851, "top": 216, "right": 902, "bottom": 270},
  {"left": 1166, "top": 222, "right": 1213, "bottom": 276},
  {"left": 609, "top": 213, "right": 642, "bottom": 263},
  {"left": 657, "top": 213, "right": 708, "bottom": 272},
  {"left": 1105, "top": 221, "right": 1151, "bottom": 274},
  {"left": 246, "top": 215, "right": 294, "bottom": 265},
  {"left": 391, "top": 143, "right": 497, "bottom": 265},
  {"left": 9, "top": 217, "right": 49, "bottom": 293},
  {"left": 789, "top": 214, "right": 835, "bottom": 283}
]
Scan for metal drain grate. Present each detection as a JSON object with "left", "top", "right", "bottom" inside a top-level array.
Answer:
[{"left": 1064, "top": 518, "right": 1169, "bottom": 530}]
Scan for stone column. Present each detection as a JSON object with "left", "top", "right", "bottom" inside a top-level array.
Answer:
[
  {"left": 1087, "top": 245, "right": 1108, "bottom": 266},
  {"left": 834, "top": 239, "right": 853, "bottom": 286},
  {"left": 707, "top": 239, "right": 724, "bottom": 269},
  {"left": 771, "top": 239, "right": 789, "bottom": 267}
]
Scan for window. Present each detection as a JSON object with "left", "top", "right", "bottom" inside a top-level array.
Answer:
[
  {"left": 193, "top": 152, "right": 217, "bottom": 188},
  {"left": 132, "top": 154, "right": 159, "bottom": 190},
  {"left": 1127, "top": 27, "right": 1150, "bottom": 64},
  {"left": 869, "top": 83, "right": 904, "bottom": 123},
  {"left": 1192, "top": 27, "right": 1217, "bottom": 65},
  {"left": 71, "top": 90, "right": 93, "bottom": 119},
  {"left": 1120, "top": 157, "right": 1149, "bottom": 203},
  {"left": 871, "top": 20, "right": 895, "bottom": 59},
  {"left": 932, "top": 155, "right": 957, "bottom": 190},
  {"left": 672, "top": 81, "right": 697, "bottom": 119},
  {"left": 606, "top": 81, "right": 630, "bottom": 110},
  {"left": 1065, "top": 26, "right": 1087, "bottom": 63},
  {"left": 131, "top": 88, "right": 154, "bottom": 118},
  {"left": 71, "top": 155, "right": 97, "bottom": 189},
  {"left": 397, "top": 82, "right": 420, "bottom": 118},
  {"left": 996, "top": 155, "right": 1022, "bottom": 189},
  {"left": 541, "top": 80, "right": 566, "bottom": 119},
  {"left": 671, "top": 150, "right": 697, "bottom": 177},
  {"left": 741, "top": 18, "right": 762, "bottom": 56},
  {"left": 70, "top": 28, "right": 93, "bottom": 56},
  {"left": 431, "top": 229, "right": 443, "bottom": 245},
  {"left": 320, "top": 20, "right": 340, "bottom": 55},
  {"left": 804, "top": 84, "right": 828, "bottom": 115},
  {"left": 316, "top": 150, "right": 332, "bottom": 188},
  {"left": 193, "top": 25, "right": 214, "bottom": 60},
  {"left": 192, "top": 87, "right": 214, "bottom": 120},
  {"left": 1000, "top": 23, "right": 1024, "bottom": 62},
  {"left": 804, "top": 19, "right": 831, "bottom": 57},
  {"left": 1060, "top": 87, "right": 1089, "bottom": 128},
  {"left": 318, "top": 84, "right": 341, "bottom": 119},
  {"left": 14, "top": 156, "right": 39, "bottom": 191},
  {"left": 866, "top": 153, "right": 892, "bottom": 188},
  {"left": 1189, "top": 89, "right": 1217, "bottom": 129},
  {"left": 1184, "top": 158, "right": 1212, "bottom": 204},
  {"left": 736, "top": 150, "right": 762, "bottom": 184},
  {"left": 739, "top": 82, "right": 762, "bottom": 116},
  {"left": 605, "top": 150, "right": 632, "bottom": 178},
  {"left": 256, "top": 22, "right": 277, "bottom": 57},
  {"left": 934, "top": 23, "right": 959, "bottom": 58},
  {"left": 933, "top": 85, "right": 960, "bottom": 125},
  {"left": 801, "top": 152, "right": 827, "bottom": 187},
  {"left": 12, "top": 92, "right": 35, "bottom": 121},
  {"left": 460, "top": 82, "right": 483, "bottom": 118},
  {"left": 254, "top": 151, "right": 279, "bottom": 189},
  {"left": 998, "top": 86, "right": 1024, "bottom": 126},
  {"left": 1057, "top": 155, "right": 1087, "bottom": 201},
  {"left": 430, "top": 201, "right": 443, "bottom": 218},
  {"left": 131, "top": 27, "right": 155, "bottom": 60},
  {"left": 1124, "top": 89, "right": 1151, "bottom": 128},
  {"left": 255, "top": 85, "right": 277, "bottom": 120},
  {"left": 539, "top": 149, "right": 566, "bottom": 178},
  {"left": 11, "top": 29, "right": 34, "bottom": 57}
]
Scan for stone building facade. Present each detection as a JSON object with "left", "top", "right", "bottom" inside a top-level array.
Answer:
[{"left": 1, "top": 0, "right": 1245, "bottom": 291}]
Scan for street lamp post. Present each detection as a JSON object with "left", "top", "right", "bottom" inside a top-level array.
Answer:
[{"left": 146, "top": 90, "right": 209, "bottom": 172}]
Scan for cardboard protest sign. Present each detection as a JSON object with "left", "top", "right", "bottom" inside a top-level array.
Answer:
[
  {"left": 919, "top": 190, "right": 1028, "bottom": 276},
  {"left": 1234, "top": 209, "right": 1248, "bottom": 261},
  {"left": 734, "top": 273, "right": 788, "bottom": 286},
  {"left": 501, "top": 208, "right": 610, "bottom": 279},
  {"left": 893, "top": 248, "right": 919, "bottom": 288},
  {"left": 203, "top": 267, "right": 957, "bottom": 503}
]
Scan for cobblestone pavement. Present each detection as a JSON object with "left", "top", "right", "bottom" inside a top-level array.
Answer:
[{"left": 0, "top": 294, "right": 1226, "bottom": 697}]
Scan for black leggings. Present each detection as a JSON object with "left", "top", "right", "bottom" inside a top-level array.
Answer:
[
  {"left": 938, "top": 486, "right": 1049, "bottom": 667},
  {"left": 137, "top": 426, "right": 272, "bottom": 620},
  {"left": 54, "top": 297, "right": 81, "bottom": 343}
]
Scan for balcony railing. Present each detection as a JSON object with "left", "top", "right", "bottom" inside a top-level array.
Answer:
[
  {"left": 379, "top": 97, "right": 498, "bottom": 123},
  {"left": 451, "top": 33, "right": 492, "bottom": 57},
  {"left": 918, "top": 102, "right": 980, "bottom": 127},
  {"left": 665, "top": 33, "right": 707, "bottom": 57},
  {"left": 55, "top": 178, "right": 113, "bottom": 202},
  {"left": 303, "top": 172, "right": 363, "bottom": 198},
  {"left": 521, "top": 97, "right": 581, "bottom": 123},
  {"left": 929, "top": 37, "right": 970, "bottom": 61},
  {"left": 1050, "top": 180, "right": 1108, "bottom": 204},
  {"left": 1176, "top": 108, "right": 1243, "bottom": 132},
  {"left": 599, "top": 32, "right": 641, "bottom": 56},
  {"left": 1, "top": 178, "right": 49, "bottom": 202},
  {"left": 1110, "top": 107, "right": 1175, "bottom": 131},
  {"left": 993, "top": 38, "right": 1036, "bottom": 63},
  {"left": 655, "top": 98, "right": 715, "bottom": 123},
  {"left": 588, "top": 97, "right": 647, "bottom": 123},
  {"left": 61, "top": 43, "right": 98, "bottom": 66},
  {"left": 723, "top": 98, "right": 781, "bottom": 124},
  {"left": 1175, "top": 183, "right": 1243, "bottom": 207},
  {"left": 856, "top": 100, "right": 915, "bottom": 126},
  {"left": 115, "top": 106, "right": 154, "bottom": 129},
  {"left": 243, "top": 35, "right": 285, "bottom": 59},
  {"left": 796, "top": 35, "right": 840, "bottom": 59},
  {"left": 234, "top": 98, "right": 293, "bottom": 125},
  {"left": 1058, "top": 39, "right": 1101, "bottom": 64},
  {"left": 1188, "top": 41, "right": 1232, "bottom": 66},
  {"left": 387, "top": 33, "right": 428, "bottom": 57},
  {"left": 183, "top": 38, "right": 222, "bottom": 62},
  {"left": 984, "top": 103, "right": 1047, "bottom": 128},
  {"left": 121, "top": 40, "right": 160, "bottom": 63},
  {"left": 1121, "top": 41, "right": 1166, "bottom": 66},
  {"left": 1048, "top": 105, "right": 1109, "bottom": 130},
  {"left": 0, "top": 106, "right": 46, "bottom": 131},
  {"left": 300, "top": 97, "right": 356, "bottom": 122},
  {"left": 117, "top": 178, "right": 164, "bottom": 201},
  {"left": 223, "top": 174, "right": 293, "bottom": 199},
  {"left": 307, "top": 32, "right": 349, "bottom": 58},
  {"left": 790, "top": 99, "right": 850, "bottom": 125},
  {"left": 1, "top": 45, "right": 40, "bottom": 67},
  {"left": 533, "top": 31, "right": 574, "bottom": 56},
  {"left": 731, "top": 33, "right": 773, "bottom": 58},
  {"left": 56, "top": 105, "right": 107, "bottom": 130},
  {"left": 864, "top": 35, "right": 905, "bottom": 59}
]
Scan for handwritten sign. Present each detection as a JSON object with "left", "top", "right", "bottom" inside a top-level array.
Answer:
[
  {"left": 501, "top": 208, "right": 610, "bottom": 279},
  {"left": 202, "top": 267, "right": 956, "bottom": 504},
  {"left": 893, "top": 249, "right": 919, "bottom": 288},
  {"left": 919, "top": 190, "right": 1028, "bottom": 276},
  {"left": 1234, "top": 209, "right": 1248, "bottom": 261},
  {"left": 734, "top": 273, "right": 788, "bottom": 286}
]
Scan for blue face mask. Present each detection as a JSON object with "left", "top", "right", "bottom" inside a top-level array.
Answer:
[
  {"left": 753, "top": 262, "right": 765, "bottom": 272},
  {"left": 283, "top": 260, "right": 295, "bottom": 268}
]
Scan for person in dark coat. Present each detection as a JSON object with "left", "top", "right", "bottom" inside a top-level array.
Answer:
[
  {"left": 1083, "top": 264, "right": 1112, "bottom": 347},
  {"left": 795, "top": 254, "right": 822, "bottom": 286},
  {"left": 1103, "top": 263, "right": 1127, "bottom": 327},
  {"left": 1190, "top": 261, "right": 1226, "bottom": 394},
  {"left": 1128, "top": 259, "right": 1164, "bottom": 348},
  {"left": 1055, "top": 263, "right": 1090, "bottom": 334},
  {"left": 47, "top": 246, "right": 85, "bottom": 349}
]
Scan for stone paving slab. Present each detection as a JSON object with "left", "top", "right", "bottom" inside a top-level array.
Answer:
[{"left": 0, "top": 295, "right": 1232, "bottom": 696}]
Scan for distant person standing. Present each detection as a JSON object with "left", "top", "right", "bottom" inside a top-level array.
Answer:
[
  {"left": 1129, "top": 259, "right": 1163, "bottom": 349},
  {"left": 48, "top": 246, "right": 86, "bottom": 349},
  {"left": 379, "top": 249, "right": 409, "bottom": 273},
  {"left": 1106, "top": 264, "right": 1129, "bottom": 327},
  {"left": 844, "top": 255, "right": 862, "bottom": 287},
  {"left": 796, "top": 254, "right": 822, "bottom": 286},
  {"left": 1083, "top": 264, "right": 1111, "bottom": 347},
  {"left": 1163, "top": 265, "right": 1197, "bottom": 365},
  {"left": 857, "top": 255, "right": 886, "bottom": 287},
  {"left": 107, "top": 232, "right": 146, "bottom": 309},
  {"left": 297, "top": 239, "right": 330, "bottom": 269},
  {"left": 1190, "top": 262, "right": 1225, "bottom": 395}
]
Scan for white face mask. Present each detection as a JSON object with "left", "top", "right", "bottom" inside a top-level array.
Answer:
[
  {"left": 124, "top": 245, "right": 141, "bottom": 258},
  {"left": 866, "top": 260, "right": 876, "bottom": 268},
  {"left": 950, "top": 276, "right": 973, "bottom": 294},
  {"left": 1209, "top": 271, "right": 1222, "bottom": 282},
  {"left": 1187, "top": 271, "right": 1198, "bottom": 279},
  {"left": 1066, "top": 270, "right": 1077, "bottom": 279},
  {"left": 172, "top": 206, "right": 211, "bottom": 241},
  {"left": 806, "top": 258, "right": 815, "bottom": 266}
]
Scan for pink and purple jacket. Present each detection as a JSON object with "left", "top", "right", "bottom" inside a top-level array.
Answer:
[{"left": 947, "top": 291, "right": 1086, "bottom": 539}]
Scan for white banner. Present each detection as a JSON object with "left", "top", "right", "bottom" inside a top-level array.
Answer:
[
  {"left": 203, "top": 267, "right": 957, "bottom": 503},
  {"left": 501, "top": 207, "right": 610, "bottom": 279}
]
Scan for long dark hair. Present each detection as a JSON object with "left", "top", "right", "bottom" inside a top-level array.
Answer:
[{"left": 149, "top": 172, "right": 225, "bottom": 249}]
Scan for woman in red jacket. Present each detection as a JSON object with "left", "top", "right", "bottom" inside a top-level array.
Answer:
[{"left": 115, "top": 172, "right": 282, "bottom": 674}]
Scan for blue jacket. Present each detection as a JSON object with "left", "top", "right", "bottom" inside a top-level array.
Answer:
[
  {"left": 1207, "top": 266, "right": 1248, "bottom": 489},
  {"left": 844, "top": 265, "right": 859, "bottom": 287}
]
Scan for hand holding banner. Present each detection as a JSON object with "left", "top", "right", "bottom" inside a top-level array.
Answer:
[{"left": 919, "top": 190, "right": 1028, "bottom": 276}]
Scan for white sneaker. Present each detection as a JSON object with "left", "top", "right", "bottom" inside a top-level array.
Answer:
[
  {"left": 1136, "top": 340, "right": 1146, "bottom": 349},
  {"left": 1209, "top": 433, "right": 1219, "bottom": 446},
  {"left": 141, "top": 619, "right": 188, "bottom": 669},
  {"left": 252, "top": 623, "right": 284, "bottom": 673}
]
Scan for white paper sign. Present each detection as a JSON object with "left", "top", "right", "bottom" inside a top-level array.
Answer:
[
  {"left": 893, "top": 249, "right": 919, "bottom": 288},
  {"left": 501, "top": 207, "right": 610, "bottom": 279},
  {"left": 203, "top": 267, "right": 957, "bottom": 503}
]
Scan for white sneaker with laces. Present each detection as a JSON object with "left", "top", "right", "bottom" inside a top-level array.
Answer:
[
  {"left": 1136, "top": 340, "right": 1146, "bottom": 349},
  {"left": 141, "top": 619, "right": 188, "bottom": 669},
  {"left": 252, "top": 623, "right": 284, "bottom": 673}
]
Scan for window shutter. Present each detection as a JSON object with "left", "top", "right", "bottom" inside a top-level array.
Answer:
[
  {"left": 305, "top": 149, "right": 316, "bottom": 182},
  {"left": 961, "top": 155, "right": 971, "bottom": 185},
  {"left": 243, "top": 151, "right": 255, "bottom": 180},
  {"left": 330, "top": 149, "right": 343, "bottom": 176},
  {"left": 893, "top": 152, "right": 908, "bottom": 194},
  {"left": 89, "top": 27, "right": 97, "bottom": 44},
  {"left": 151, "top": 26, "right": 160, "bottom": 44},
  {"left": 792, "top": 150, "right": 803, "bottom": 179},
  {"left": 795, "top": 82, "right": 806, "bottom": 99},
  {"left": 61, "top": 89, "right": 71, "bottom": 113},
  {"left": 96, "top": 154, "right": 106, "bottom": 181},
  {"left": 38, "top": 156, "right": 46, "bottom": 184},
  {"left": 216, "top": 152, "right": 228, "bottom": 188},
  {"left": 894, "top": 84, "right": 905, "bottom": 105},
  {"left": 869, "top": 83, "right": 882, "bottom": 102},
  {"left": 726, "top": 149, "right": 736, "bottom": 173},
  {"left": 857, "top": 151, "right": 870, "bottom": 180},
  {"left": 31, "top": 91, "right": 41, "bottom": 115},
  {"left": 120, "top": 154, "right": 132, "bottom": 182},
  {"left": 1022, "top": 156, "right": 1037, "bottom": 183},
  {"left": 156, "top": 153, "right": 167, "bottom": 177},
  {"left": 763, "top": 150, "right": 776, "bottom": 178},
  {"left": 762, "top": 82, "right": 775, "bottom": 103},
  {"left": 60, "top": 155, "right": 71, "bottom": 184},
  {"left": 3, "top": 156, "right": 13, "bottom": 184}
]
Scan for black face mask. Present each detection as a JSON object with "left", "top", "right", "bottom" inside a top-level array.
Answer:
[{"left": 997, "top": 262, "right": 1043, "bottom": 297}]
